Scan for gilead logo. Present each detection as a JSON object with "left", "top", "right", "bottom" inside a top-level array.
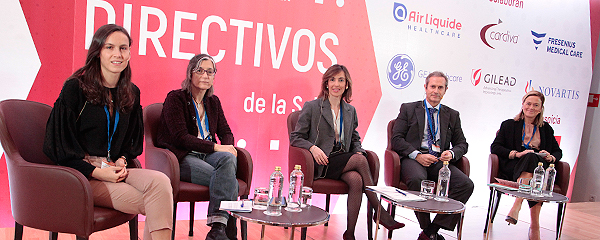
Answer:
[{"left": 471, "top": 69, "right": 481, "bottom": 86}]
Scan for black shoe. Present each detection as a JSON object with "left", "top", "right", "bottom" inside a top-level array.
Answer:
[
  {"left": 206, "top": 223, "right": 229, "bottom": 240},
  {"left": 436, "top": 233, "right": 445, "bottom": 240},
  {"left": 225, "top": 216, "right": 238, "bottom": 240},
  {"left": 417, "top": 231, "right": 435, "bottom": 240}
]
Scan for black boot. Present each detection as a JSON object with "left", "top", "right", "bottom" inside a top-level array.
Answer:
[
  {"left": 226, "top": 216, "right": 238, "bottom": 240},
  {"left": 206, "top": 222, "right": 229, "bottom": 240}
]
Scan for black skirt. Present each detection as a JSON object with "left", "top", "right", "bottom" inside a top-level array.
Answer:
[{"left": 316, "top": 152, "right": 354, "bottom": 180}]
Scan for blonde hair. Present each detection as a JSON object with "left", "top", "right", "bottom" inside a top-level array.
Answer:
[{"left": 514, "top": 90, "right": 545, "bottom": 127}]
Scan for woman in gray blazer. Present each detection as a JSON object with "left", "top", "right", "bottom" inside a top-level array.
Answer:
[{"left": 290, "top": 65, "right": 404, "bottom": 240}]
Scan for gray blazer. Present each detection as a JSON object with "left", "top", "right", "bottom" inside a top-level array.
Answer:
[
  {"left": 391, "top": 100, "right": 468, "bottom": 163},
  {"left": 290, "top": 98, "right": 365, "bottom": 178}
]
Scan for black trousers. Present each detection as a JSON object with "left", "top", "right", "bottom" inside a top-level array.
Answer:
[{"left": 400, "top": 158, "right": 474, "bottom": 231}]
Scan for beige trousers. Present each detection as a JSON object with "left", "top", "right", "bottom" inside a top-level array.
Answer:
[{"left": 89, "top": 168, "right": 173, "bottom": 240}]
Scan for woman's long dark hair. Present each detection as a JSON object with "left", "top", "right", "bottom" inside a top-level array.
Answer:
[{"left": 69, "top": 24, "right": 135, "bottom": 113}]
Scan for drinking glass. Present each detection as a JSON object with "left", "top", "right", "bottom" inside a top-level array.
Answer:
[
  {"left": 420, "top": 180, "right": 435, "bottom": 199},
  {"left": 253, "top": 187, "right": 269, "bottom": 210},
  {"left": 300, "top": 187, "right": 313, "bottom": 208},
  {"left": 518, "top": 178, "right": 531, "bottom": 194}
]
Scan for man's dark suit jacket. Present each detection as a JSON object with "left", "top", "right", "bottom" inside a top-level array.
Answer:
[{"left": 391, "top": 100, "right": 468, "bottom": 162}]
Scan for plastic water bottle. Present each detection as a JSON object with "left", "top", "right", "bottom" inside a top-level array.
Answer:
[
  {"left": 435, "top": 161, "right": 451, "bottom": 202},
  {"left": 264, "top": 166, "right": 284, "bottom": 216},
  {"left": 531, "top": 162, "right": 545, "bottom": 197},
  {"left": 285, "top": 165, "right": 304, "bottom": 212},
  {"left": 543, "top": 163, "right": 556, "bottom": 197}
]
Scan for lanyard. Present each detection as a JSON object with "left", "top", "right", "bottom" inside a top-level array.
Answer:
[
  {"left": 424, "top": 100, "right": 439, "bottom": 141},
  {"left": 522, "top": 121, "right": 537, "bottom": 149},
  {"left": 337, "top": 107, "right": 343, "bottom": 141},
  {"left": 104, "top": 106, "right": 119, "bottom": 160},
  {"left": 192, "top": 97, "right": 210, "bottom": 141}
]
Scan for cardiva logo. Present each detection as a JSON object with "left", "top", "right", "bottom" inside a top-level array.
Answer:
[
  {"left": 387, "top": 54, "right": 415, "bottom": 89},
  {"left": 480, "top": 19, "right": 518, "bottom": 49}
]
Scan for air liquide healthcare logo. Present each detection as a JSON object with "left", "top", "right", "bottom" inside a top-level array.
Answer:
[
  {"left": 525, "top": 80, "right": 580, "bottom": 100},
  {"left": 387, "top": 54, "right": 415, "bottom": 89},
  {"left": 480, "top": 19, "right": 518, "bottom": 49},
  {"left": 471, "top": 68, "right": 517, "bottom": 95},
  {"left": 531, "top": 30, "right": 583, "bottom": 58},
  {"left": 393, "top": 2, "right": 462, "bottom": 39}
]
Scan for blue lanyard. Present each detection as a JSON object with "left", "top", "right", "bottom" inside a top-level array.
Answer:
[
  {"left": 522, "top": 121, "right": 537, "bottom": 149},
  {"left": 104, "top": 106, "right": 119, "bottom": 160},
  {"left": 424, "top": 101, "right": 439, "bottom": 140},
  {"left": 192, "top": 98, "right": 210, "bottom": 141},
  {"left": 337, "top": 107, "right": 343, "bottom": 141}
]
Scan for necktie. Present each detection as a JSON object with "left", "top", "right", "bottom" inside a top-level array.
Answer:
[{"left": 427, "top": 108, "right": 439, "bottom": 157}]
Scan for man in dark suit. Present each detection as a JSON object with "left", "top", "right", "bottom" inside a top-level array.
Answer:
[{"left": 391, "top": 71, "right": 474, "bottom": 240}]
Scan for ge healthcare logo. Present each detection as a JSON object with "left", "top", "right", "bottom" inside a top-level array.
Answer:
[
  {"left": 387, "top": 54, "right": 415, "bottom": 89},
  {"left": 393, "top": 2, "right": 408, "bottom": 22}
]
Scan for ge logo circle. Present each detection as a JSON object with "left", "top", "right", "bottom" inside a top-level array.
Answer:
[
  {"left": 393, "top": 2, "right": 407, "bottom": 22},
  {"left": 387, "top": 54, "right": 415, "bottom": 89}
]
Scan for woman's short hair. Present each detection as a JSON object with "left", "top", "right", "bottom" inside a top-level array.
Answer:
[
  {"left": 318, "top": 64, "right": 353, "bottom": 103},
  {"left": 181, "top": 53, "right": 216, "bottom": 97},
  {"left": 514, "top": 90, "right": 545, "bottom": 127}
]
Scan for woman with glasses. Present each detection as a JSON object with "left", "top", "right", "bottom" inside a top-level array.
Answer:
[
  {"left": 43, "top": 24, "right": 173, "bottom": 240},
  {"left": 157, "top": 54, "right": 238, "bottom": 240},
  {"left": 290, "top": 64, "right": 404, "bottom": 240},
  {"left": 491, "top": 90, "right": 562, "bottom": 240}
]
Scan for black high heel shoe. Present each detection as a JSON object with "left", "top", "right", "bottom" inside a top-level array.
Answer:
[
  {"left": 505, "top": 215, "right": 517, "bottom": 225},
  {"left": 342, "top": 230, "right": 355, "bottom": 240}
]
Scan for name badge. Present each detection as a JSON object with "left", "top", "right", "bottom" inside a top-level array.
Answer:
[{"left": 432, "top": 144, "right": 441, "bottom": 153}]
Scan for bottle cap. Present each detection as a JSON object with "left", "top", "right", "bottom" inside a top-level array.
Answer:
[
  {"left": 549, "top": 164, "right": 555, "bottom": 167},
  {"left": 275, "top": 166, "right": 281, "bottom": 171},
  {"left": 295, "top": 165, "right": 301, "bottom": 170},
  {"left": 538, "top": 162, "right": 543, "bottom": 166},
  {"left": 443, "top": 161, "right": 449, "bottom": 165}
]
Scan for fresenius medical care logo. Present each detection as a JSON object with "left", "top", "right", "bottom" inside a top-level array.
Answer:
[
  {"left": 393, "top": 2, "right": 463, "bottom": 39},
  {"left": 531, "top": 31, "right": 546, "bottom": 50},
  {"left": 531, "top": 30, "right": 583, "bottom": 58},
  {"left": 480, "top": 19, "right": 518, "bottom": 49},
  {"left": 387, "top": 54, "right": 415, "bottom": 89}
]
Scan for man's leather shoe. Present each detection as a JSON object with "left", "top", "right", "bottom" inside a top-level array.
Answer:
[
  {"left": 417, "top": 231, "right": 436, "bottom": 240},
  {"left": 225, "top": 216, "right": 238, "bottom": 240},
  {"left": 206, "top": 223, "right": 229, "bottom": 240}
]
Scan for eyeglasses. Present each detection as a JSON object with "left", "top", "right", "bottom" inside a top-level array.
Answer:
[{"left": 194, "top": 68, "right": 216, "bottom": 76}]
